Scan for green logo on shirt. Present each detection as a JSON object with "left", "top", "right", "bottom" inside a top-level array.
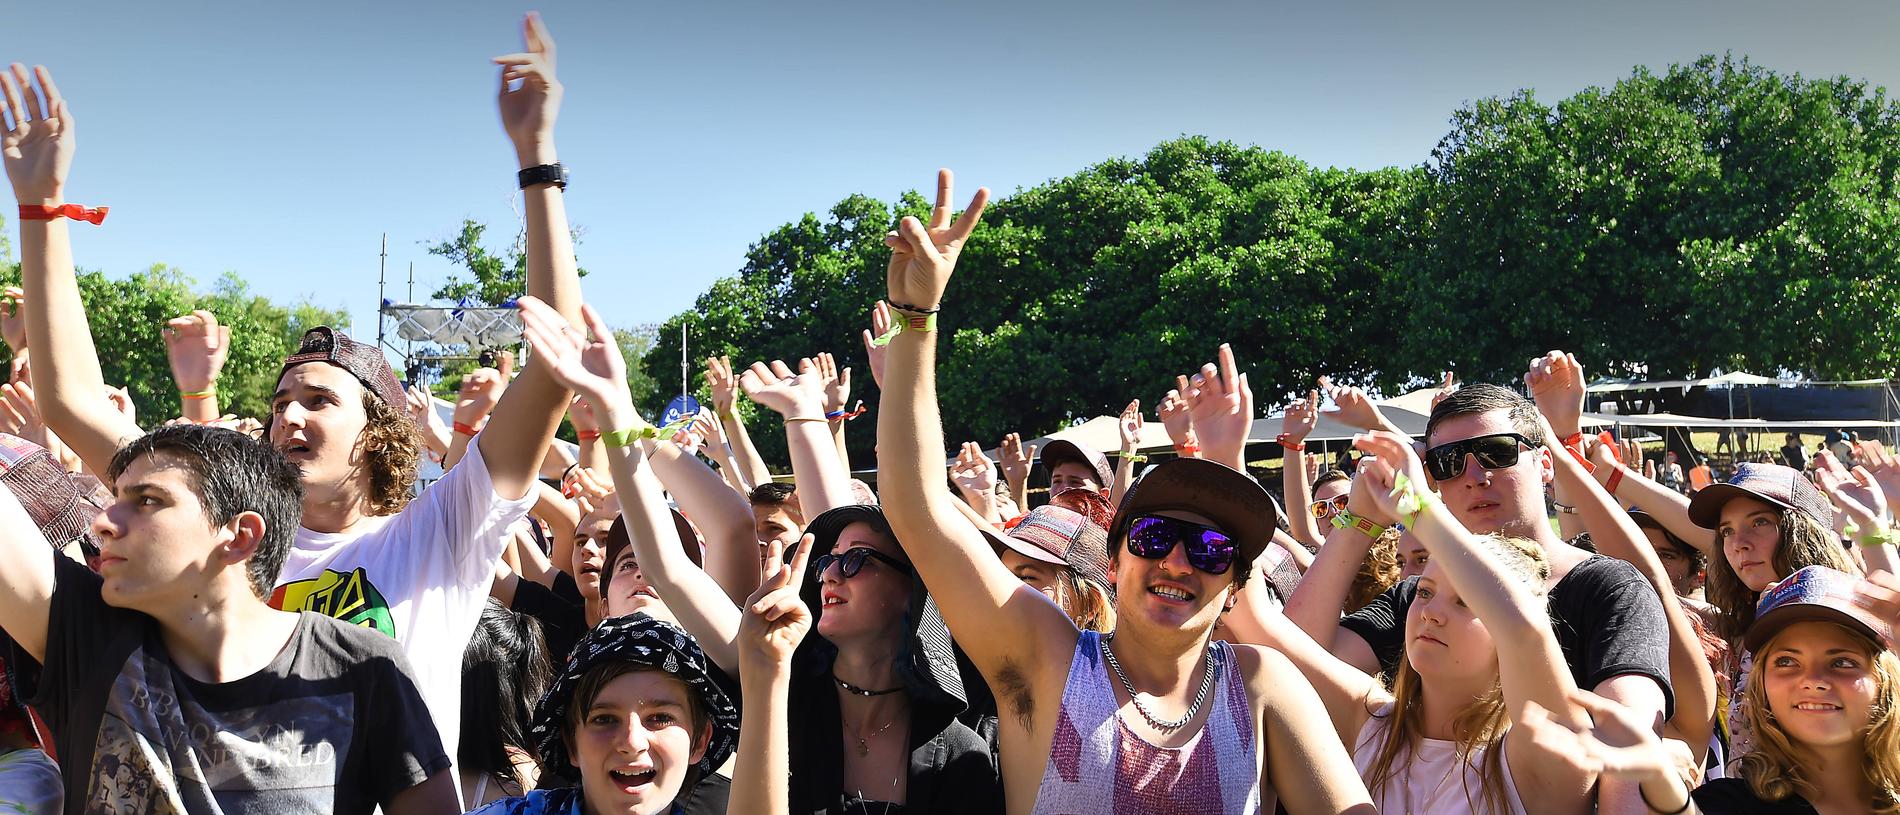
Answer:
[{"left": 269, "top": 568, "right": 396, "bottom": 637}]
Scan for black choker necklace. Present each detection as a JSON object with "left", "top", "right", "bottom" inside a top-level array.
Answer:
[{"left": 837, "top": 678, "right": 904, "bottom": 697}]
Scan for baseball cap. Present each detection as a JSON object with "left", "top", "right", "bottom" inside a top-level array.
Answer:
[
  {"left": 278, "top": 327, "right": 409, "bottom": 417},
  {"left": 1744, "top": 565, "right": 1892, "bottom": 652},
  {"left": 1047, "top": 487, "right": 1114, "bottom": 530},
  {"left": 1106, "top": 458, "right": 1278, "bottom": 571},
  {"left": 987, "top": 505, "right": 1112, "bottom": 592},
  {"left": 1687, "top": 462, "right": 1833, "bottom": 530},
  {"left": 1040, "top": 440, "right": 1113, "bottom": 491}
]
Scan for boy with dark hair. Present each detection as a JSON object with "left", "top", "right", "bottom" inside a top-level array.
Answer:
[
  {"left": 0, "top": 426, "right": 453, "bottom": 813},
  {"left": 747, "top": 481, "right": 803, "bottom": 548}
]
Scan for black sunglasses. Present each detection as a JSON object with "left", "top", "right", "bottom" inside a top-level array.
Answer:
[
  {"left": 814, "top": 547, "right": 913, "bottom": 580},
  {"left": 1125, "top": 515, "right": 1238, "bottom": 575},
  {"left": 1422, "top": 433, "right": 1536, "bottom": 481}
]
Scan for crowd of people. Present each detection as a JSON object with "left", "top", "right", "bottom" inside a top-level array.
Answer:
[{"left": 2, "top": 14, "right": 1900, "bottom": 815}]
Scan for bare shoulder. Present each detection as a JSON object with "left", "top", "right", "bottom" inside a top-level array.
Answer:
[{"left": 1226, "top": 642, "right": 1301, "bottom": 709}]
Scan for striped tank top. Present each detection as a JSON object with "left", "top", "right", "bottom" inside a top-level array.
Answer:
[{"left": 1031, "top": 631, "right": 1260, "bottom": 815}]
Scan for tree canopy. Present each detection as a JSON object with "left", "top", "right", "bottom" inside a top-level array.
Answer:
[{"left": 642, "top": 55, "right": 1900, "bottom": 469}]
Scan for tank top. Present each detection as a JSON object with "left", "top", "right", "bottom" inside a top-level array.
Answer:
[
  {"left": 1031, "top": 631, "right": 1260, "bottom": 815},
  {"left": 1350, "top": 704, "right": 1529, "bottom": 815}
]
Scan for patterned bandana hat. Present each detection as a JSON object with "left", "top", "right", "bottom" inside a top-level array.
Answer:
[{"left": 530, "top": 614, "right": 739, "bottom": 781}]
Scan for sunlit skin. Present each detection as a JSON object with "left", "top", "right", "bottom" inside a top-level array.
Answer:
[
  {"left": 1396, "top": 534, "right": 1432, "bottom": 582},
  {"left": 753, "top": 506, "right": 801, "bottom": 549},
  {"left": 1717, "top": 496, "right": 1784, "bottom": 592},
  {"left": 1403, "top": 560, "right": 1499, "bottom": 688},
  {"left": 1425, "top": 413, "right": 1552, "bottom": 540},
  {"left": 1000, "top": 548, "right": 1066, "bottom": 611},
  {"left": 572, "top": 511, "right": 614, "bottom": 602},
  {"left": 92, "top": 454, "right": 238, "bottom": 613},
  {"left": 1312, "top": 479, "right": 1350, "bottom": 505},
  {"left": 1109, "top": 510, "right": 1231, "bottom": 633},
  {"left": 1760, "top": 622, "right": 1878, "bottom": 753},
  {"left": 816, "top": 522, "right": 912, "bottom": 645},
  {"left": 605, "top": 546, "right": 676, "bottom": 625},
  {"left": 268, "top": 364, "right": 374, "bottom": 529},
  {"left": 1645, "top": 529, "right": 1702, "bottom": 597},
  {"left": 568, "top": 671, "right": 710, "bottom": 815},
  {"left": 1049, "top": 461, "right": 1103, "bottom": 497}
]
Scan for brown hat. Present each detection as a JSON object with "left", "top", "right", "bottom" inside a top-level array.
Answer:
[
  {"left": 1687, "top": 463, "right": 1833, "bottom": 530},
  {"left": 1040, "top": 439, "right": 1113, "bottom": 492},
  {"left": 987, "top": 505, "right": 1113, "bottom": 593},
  {"left": 278, "top": 327, "right": 409, "bottom": 416},
  {"left": 1106, "top": 458, "right": 1277, "bottom": 571}
]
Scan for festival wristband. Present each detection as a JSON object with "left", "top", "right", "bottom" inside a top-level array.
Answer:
[
  {"left": 1559, "top": 432, "right": 1596, "bottom": 474},
  {"left": 18, "top": 203, "right": 109, "bottom": 225},
  {"left": 577, "top": 430, "right": 602, "bottom": 442},
  {"left": 1277, "top": 433, "right": 1304, "bottom": 452},
  {"left": 1329, "top": 510, "right": 1386, "bottom": 540},
  {"left": 453, "top": 421, "right": 484, "bottom": 436},
  {"left": 867, "top": 311, "right": 937, "bottom": 347},
  {"left": 1175, "top": 443, "right": 1201, "bottom": 457},
  {"left": 1846, "top": 522, "right": 1900, "bottom": 548},
  {"left": 180, "top": 387, "right": 217, "bottom": 400},
  {"left": 1389, "top": 472, "right": 1441, "bottom": 529},
  {"left": 1123, "top": 453, "right": 1148, "bottom": 463},
  {"left": 826, "top": 401, "right": 867, "bottom": 422},
  {"left": 601, "top": 416, "right": 699, "bottom": 449}
]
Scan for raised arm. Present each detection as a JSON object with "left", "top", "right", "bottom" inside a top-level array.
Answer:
[
  {"left": 814, "top": 351, "right": 854, "bottom": 468},
  {"left": 1324, "top": 378, "right": 1409, "bottom": 440},
  {"left": 1260, "top": 467, "right": 1391, "bottom": 674},
  {"left": 5, "top": 65, "right": 142, "bottom": 477},
  {"left": 641, "top": 428, "right": 763, "bottom": 607},
  {"left": 1593, "top": 446, "right": 1707, "bottom": 557},
  {"left": 739, "top": 359, "right": 854, "bottom": 517},
  {"left": 706, "top": 355, "right": 771, "bottom": 491},
  {"left": 404, "top": 385, "right": 452, "bottom": 458},
  {"left": 875, "top": 169, "right": 1078, "bottom": 682},
  {"left": 1156, "top": 386, "right": 1200, "bottom": 460},
  {"left": 0, "top": 470, "right": 56, "bottom": 663},
  {"left": 728, "top": 534, "right": 813, "bottom": 815},
  {"left": 949, "top": 441, "right": 1003, "bottom": 526},
  {"left": 476, "top": 13, "right": 579, "bottom": 501},
  {"left": 446, "top": 365, "right": 504, "bottom": 471},
  {"left": 997, "top": 432, "right": 1035, "bottom": 510},
  {"left": 162, "top": 310, "right": 230, "bottom": 424},
  {"left": 1814, "top": 450, "right": 1900, "bottom": 575},
  {"left": 1110, "top": 399, "right": 1141, "bottom": 505},
  {"left": 1281, "top": 389, "right": 1323, "bottom": 547},
  {"left": 517, "top": 297, "right": 745, "bottom": 672},
  {"left": 1181, "top": 344, "right": 1253, "bottom": 472}
]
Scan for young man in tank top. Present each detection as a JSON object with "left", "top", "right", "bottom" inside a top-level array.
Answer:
[{"left": 872, "top": 169, "right": 1376, "bottom": 815}]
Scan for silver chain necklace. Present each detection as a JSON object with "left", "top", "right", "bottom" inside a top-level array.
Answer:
[{"left": 1100, "top": 634, "right": 1219, "bottom": 732}]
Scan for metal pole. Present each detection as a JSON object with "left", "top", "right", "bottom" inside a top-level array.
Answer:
[
  {"left": 376, "top": 234, "right": 387, "bottom": 352},
  {"left": 681, "top": 323, "right": 689, "bottom": 398}
]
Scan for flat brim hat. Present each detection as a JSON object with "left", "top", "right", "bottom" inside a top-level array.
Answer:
[
  {"left": 601, "top": 509, "right": 703, "bottom": 598},
  {"left": 1688, "top": 462, "right": 1833, "bottom": 530},
  {"left": 1040, "top": 440, "right": 1114, "bottom": 492},
  {"left": 1107, "top": 458, "right": 1277, "bottom": 570},
  {"left": 532, "top": 613, "right": 739, "bottom": 782},
  {"left": 1744, "top": 565, "right": 1892, "bottom": 652},
  {"left": 276, "top": 327, "right": 410, "bottom": 424},
  {"left": 985, "top": 505, "right": 1113, "bottom": 593}
]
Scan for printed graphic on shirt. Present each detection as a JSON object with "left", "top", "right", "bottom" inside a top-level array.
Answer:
[
  {"left": 86, "top": 647, "right": 352, "bottom": 813},
  {"left": 270, "top": 568, "right": 396, "bottom": 637}
]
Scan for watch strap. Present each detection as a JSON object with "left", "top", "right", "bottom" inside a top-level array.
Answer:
[{"left": 517, "top": 163, "right": 568, "bottom": 190}]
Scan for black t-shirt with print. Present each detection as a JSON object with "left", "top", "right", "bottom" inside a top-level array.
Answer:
[
  {"left": 1691, "top": 778, "right": 1818, "bottom": 814},
  {"left": 1339, "top": 554, "right": 1676, "bottom": 717},
  {"left": 19, "top": 551, "right": 448, "bottom": 814}
]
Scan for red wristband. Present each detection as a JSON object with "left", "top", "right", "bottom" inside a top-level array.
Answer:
[
  {"left": 577, "top": 430, "right": 601, "bottom": 441},
  {"left": 1276, "top": 433, "right": 1305, "bottom": 452},
  {"left": 453, "top": 421, "right": 483, "bottom": 436},
  {"left": 1558, "top": 431, "right": 1596, "bottom": 474},
  {"left": 18, "top": 203, "right": 109, "bottom": 224},
  {"left": 1176, "top": 443, "right": 1201, "bottom": 457},
  {"left": 1606, "top": 465, "right": 1626, "bottom": 496}
]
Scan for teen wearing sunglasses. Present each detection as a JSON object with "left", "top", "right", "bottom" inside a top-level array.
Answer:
[
  {"left": 1272, "top": 383, "right": 1673, "bottom": 812},
  {"left": 520, "top": 296, "right": 1001, "bottom": 815},
  {"left": 873, "top": 169, "right": 1374, "bottom": 814}
]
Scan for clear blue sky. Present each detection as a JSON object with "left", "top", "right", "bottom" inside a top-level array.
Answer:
[{"left": 11, "top": 0, "right": 1898, "bottom": 355}]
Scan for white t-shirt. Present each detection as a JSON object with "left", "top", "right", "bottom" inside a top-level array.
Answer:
[{"left": 270, "top": 439, "right": 534, "bottom": 781}]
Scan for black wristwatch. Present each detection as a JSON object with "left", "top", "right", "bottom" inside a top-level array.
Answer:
[{"left": 517, "top": 163, "right": 568, "bottom": 191}]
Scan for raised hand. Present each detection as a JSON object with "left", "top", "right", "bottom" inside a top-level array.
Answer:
[
  {"left": 1118, "top": 399, "right": 1143, "bottom": 454},
  {"left": 998, "top": 432, "right": 1035, "bottom": 489},
  {"left": 1182, "top": 344, "right": 1253, "bottom": 469},
  {"left": 1319, "top": 376, "right": 1385, "bottom": 432},
  {"left": 1430, "top": 371, "right": 1458, "bottom": 410},
  {"left": 884, "top": 169, "right": 990, "bottom": 312},
  {"left": 1157, "top": 386, "right": 1198, "bottom": 453},
  {"left": 860, "top": 301, "right": 893, "bottom": 388},
  {"left": 815, "top": 352, "right": 852, "bottom": 416},
  {"left": 567, "top": 393, "right": 600, "bottom": 436},
  {"left": 950, "top": 441, "right": 999, "bottom": 496},
  {"left": 0, "top": 381, "right": 40, "bottom": 442},
  {"left": 518, "top": 296, "right": 632, "bottom": 419},
  {"left": 104, "top": 385, "right": 134, "bottom": 425},
  {"left": 1349, "top": 431, "right": 1432, "bottom": 525},
  {"left": 0, "top": 287, "right": 24, "bottom": 351},
  {"left": 1525, "top": 350, "right": 1586, "bottom": 438},
  {"left": 454, "top": 367, "right": 506, "bottom": 431},
  {"left": 1814, "top": 452, "right": 1888, "bottom": 536},
  {"left": 1856, "top": 441, "right": 1900, "bottom": 510},
  {"left": 706, "top": 356, "right": 740, "bottom": 417},
  {"left": 1, "top": 64, "right": 74, "bottom": 204},
  {"left": 1518, "top": 693, "right": 1696, "bottom": 798},
  {"left": 739, "top": 533, "right": 816, "bottom": 670},
  {"left": 162, "top": 310, "right": 231, "bottom": 395},
  {"left": 739, "top": 359, "right": 826, "bottom": 421},
  {"left": 1282, "top": 388, "right": 1320, "bottom": 443},
  {"left": 493, "top": 13, "right": 562, "bottom": 165},
  {"left": 568, "top": 466, "right": 616, "bottom": 517}
]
